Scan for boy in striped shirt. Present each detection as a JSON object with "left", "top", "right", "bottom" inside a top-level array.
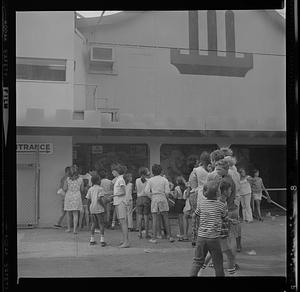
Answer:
[{"left": 190, "top": 180, "right": 226, "bottom": 277}]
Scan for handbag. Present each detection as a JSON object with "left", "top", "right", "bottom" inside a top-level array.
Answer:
[{"left": 57, "top": 188, "right": 65, "bottom": 197}]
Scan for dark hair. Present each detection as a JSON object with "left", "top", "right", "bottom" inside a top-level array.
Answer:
[
  {"left": 152, "top": 164, "right": 162, "bottom": 176},
  {"left": 175, "top": 176, "right": 186, "bottom": 193},
  {"left": 199, "top": 151, "right": 211, "bottom": 167},
  {"left": 65, "top": 166, "right": 71, "bottom": 173},
  {"left": 91, "top": 175, "right": 100, "bottom": 186},
  {"left": 139, "top": 167, "right": 149, "bottom": 183},
  {"left": 203, "top": 181, "right": 219, "bottom": 200},
  {"left": 123, "top": 173, "right": 132, "bottom": 185},
  {"left": 251, "top": 168, "right": 259, "bottom": 176},
  {"left": 69, "top": 165, "right": 79, "bottom": 180},
  {"left": 99, "top": 169, "right": 107, "bottom": 180},
  {"left": 210, "top": 150, "right": 225, "bottom": 163},
  {"left": 111, "top": 164, "right": 126, "bottom": 175},
  {"left": 219, "top": 180, "right": 232, "bottom": 194}
]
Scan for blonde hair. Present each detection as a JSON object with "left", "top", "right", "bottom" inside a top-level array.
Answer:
[{"left": 224, "top": 156, "right": 237, "bottom": 167}]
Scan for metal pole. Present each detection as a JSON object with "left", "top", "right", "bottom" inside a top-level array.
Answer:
[
  {"left": 35, "top": 146, "right": 40, "bottom": 225},
  {"left": 262, "top": 194, "right": 286, "bottom": 211}
]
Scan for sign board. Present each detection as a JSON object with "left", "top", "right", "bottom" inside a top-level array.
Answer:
[
  {"left": 92, "top": 145, "right": 103, "bottom": 154},
  {"left": 16, "top": 143, "right": 53, "bottom": 154}
]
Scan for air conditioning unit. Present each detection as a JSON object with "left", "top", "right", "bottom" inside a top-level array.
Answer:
[{"left": 89, "top": 46, "right": 116, "bottom": 74}]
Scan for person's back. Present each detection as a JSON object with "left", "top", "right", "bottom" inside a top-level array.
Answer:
[
  {"left": 220, "top": 174, "right": 237, "bottom": 212},
  {"left": 100, "top": 178, "right": 113, "bottom": 195},
  {"left": 146, "top": 175, "right": 169, "bottom": 195},
  {"left": 194, "top": 166, "right": 208, "bottom": 189},
  {"left": 136, "top": 177, "right": 149, "bottom": 197}
]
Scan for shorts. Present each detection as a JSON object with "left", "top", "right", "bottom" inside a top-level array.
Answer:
[
  {"left": 81, "top": 204, "right": 89, "bottom": 213},
  {"left": 219, "top": 236, "right": 234, "bottom": 252},
  {"left": 252, "top": 192, "right": 262, "bottom": 201},
  {"left": 136, "top": 196, "right": 151, "bottom": 215},
  {"left": 174, "top": 199, "right": 186, "bottom": 214},
  {"left": 151, "top": 195, "right": 169, "bottom": 213},
  {"left": 115, "top": 202, "right": 127, "bottom": 220},
  {"left": 228, "top": 209, "right": 241, "bottom": 238},
  {"left": 91, "top": 212, "right": 105, "bottom": 225}
]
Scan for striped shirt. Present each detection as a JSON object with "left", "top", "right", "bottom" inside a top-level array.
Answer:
[{"left": 195, "top": 199, "right": 227, "bottom": 238}]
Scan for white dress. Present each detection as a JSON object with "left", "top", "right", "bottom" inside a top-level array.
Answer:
[{"left": 64, "top": 177, "right": 83, "bottom": 211}]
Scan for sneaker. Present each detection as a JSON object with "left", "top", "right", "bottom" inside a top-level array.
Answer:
[
  {"left": 100, "top": 241, "right": 107, "bottom": 247},
  {"left": 119, "top": 242, "right": 130, "bottom": 248},
  {"left": 169, "top": 237, "right": 175, "bottom": 243},
  {"left": 227, "top": 268, "right": 236, "bottom": 275},
  {"left": 157, "top": 235, "right": 163, "bottom": 239},
  {"left": 95, "top": 229, "right": 100, "bottom": 233},
  {"left": 149, "top": 238, "right": 157, "bottom": 244},
  {"left": 90, "top": 241, "right": 97, "bottom": 245}
]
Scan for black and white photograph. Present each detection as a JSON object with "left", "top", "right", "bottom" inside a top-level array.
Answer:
[{"left": 2, "top": 2, "right": 297, "bottom": 289}]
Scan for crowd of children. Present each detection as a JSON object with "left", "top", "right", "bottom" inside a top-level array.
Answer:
[{"left": 55, "top": 146, "right": 273, "bottom": 274}]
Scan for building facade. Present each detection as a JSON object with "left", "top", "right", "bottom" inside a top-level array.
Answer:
[{"left": 16, "top": 10, "right": 286, "bottom": 227}]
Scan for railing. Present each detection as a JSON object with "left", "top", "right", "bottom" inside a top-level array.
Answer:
[
  {"left": 74, "top": 83, "right": 119, "bottom": 122},
  {"left": 264, "top": 188, "right": 286, "bottom": 211}
]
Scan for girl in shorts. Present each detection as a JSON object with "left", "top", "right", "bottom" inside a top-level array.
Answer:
[
  {"left": 145, "top": 164, "right": 175, "bottom": 243},
  {"left": 173, "top": 176, "right": 188, "bottom": 241},
  {"left": 135, "top": 167, "right": 151, "bottom": 239},
  {"left": 248, "top": 169, "right": 271, "bottom": 221},
  {"left": 86, "top": 175, "right": 107, "bottom": 246}
]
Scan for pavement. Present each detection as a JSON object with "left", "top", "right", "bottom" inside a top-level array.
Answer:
[{"left": 17, "top": 215, "right": 286, "bottom": 278}]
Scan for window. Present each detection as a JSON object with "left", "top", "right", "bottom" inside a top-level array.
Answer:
[
  {"left": 16, "top": 57, "right": 66, "bottom": 81},
  {"left": 73, "top": 143, "right": 149, "bottom": 181},
  {"left": 89, "top": 46, "right": 116, "bottom": 74},
  {"left": 160, "top": 144, "right": 217, "bottom": 182}
]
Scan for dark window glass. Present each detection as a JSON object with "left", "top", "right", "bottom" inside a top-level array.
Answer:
[
  {"left": 16, "top": 57, "right": 66, "bottom": 81},
  {"left": 160, "top": 144, "right": 217, "bottom": 182},
  {"left": 73, "top": 144, "right": 149, "bottom": 181}
]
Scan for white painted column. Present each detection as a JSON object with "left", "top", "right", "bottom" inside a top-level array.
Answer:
[{"left": 148, "top": 141, "right": 161, "bottom": 170}]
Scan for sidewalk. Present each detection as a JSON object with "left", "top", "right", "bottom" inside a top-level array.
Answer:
[{"left": 17, "top": 216, "right": 286, "bottom": 277}]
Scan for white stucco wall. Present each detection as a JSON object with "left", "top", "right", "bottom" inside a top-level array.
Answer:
[
  {"left": 77, "top": 10, "right": 286, "bottom": 132},
  {"left": 17, "top": 136, "right": 72, "bottom": 227},
  {"left": 16, "top": 11, "right": 75, "bottom": 121}
]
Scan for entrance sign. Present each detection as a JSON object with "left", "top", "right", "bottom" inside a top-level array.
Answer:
[{"left": 17, "top": 143, "right": 53, "bottom": 154}]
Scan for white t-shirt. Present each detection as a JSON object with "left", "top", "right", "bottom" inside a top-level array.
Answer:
[
  {"left": 144, "top": 175, "right": 170, "bottom": 196},
  {"left": 194, "top": 166, "right": 208, "bottom": 191},
  {"left": 86, "top": 185, "right": 105, "bottom": 214},
  {"left": 239, "top": 178, "right": 252, "bottom": 196},
  {"left": 136, "top": 178, "right": 149, "bottom": 197},
  {"left": 100, "top": 178, "right": 113, "bottom": 197},
  {"left": 113, "top": 175, "right": 126, "bottom": 205}
]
